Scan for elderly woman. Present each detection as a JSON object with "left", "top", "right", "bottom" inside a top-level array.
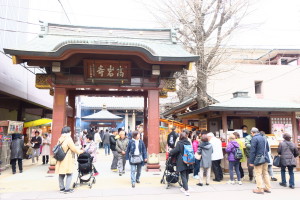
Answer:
[
  {"left": 116, "top": 131, "right": 129, "bottom": 176},
  {"left": 126, "top": 131, "right": 147, "bottom": 188},
  {"left": 84, "top": 133, "right": 99, "bottom": 176},
  {"left": 10, "top": 134, "right": 24, "bottom": 174},
  {"left": 278, "top": 133, "right": 299, "bottom": 189},
  {"left": 55, "top": 126, "right": 84, "bottom": 194}
]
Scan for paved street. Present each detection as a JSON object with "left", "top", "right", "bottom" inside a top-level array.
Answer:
[{"left": 1, "top": 149, "right": 299, "bottom": 200}]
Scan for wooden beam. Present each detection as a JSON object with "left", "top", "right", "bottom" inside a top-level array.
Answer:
[{"left": 68, "top": 90, "right": 147, "bottom": 97}]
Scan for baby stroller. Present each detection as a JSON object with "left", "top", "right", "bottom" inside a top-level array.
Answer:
[
  {"left": 73, "top": 152, "right": 96, "bottom": 189},
  {"left": 160, "top": 155, "right": 182, "bottom": 189}
]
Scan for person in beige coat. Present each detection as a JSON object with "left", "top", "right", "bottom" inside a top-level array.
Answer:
[{"left": 55, "top": 126, "right": 84, "bottom": 194}]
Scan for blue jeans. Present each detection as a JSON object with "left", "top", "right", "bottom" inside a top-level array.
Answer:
[
  {"left": 229, "top": 161, "right": 241, "bottom": 181},
  {"left": 194, "top": 159, "right": 200, "bottom": 176},
  {"left": 281, "top": 166, "right": 294, "bottom": 186},
  {"left": 103, "top": 144, "right": 110, "bottom": 155},
  {"left": 130, "top": 164, "right": 142, "bottom": 184}
]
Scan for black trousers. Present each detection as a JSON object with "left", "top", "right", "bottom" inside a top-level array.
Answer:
[
  {"left": 180, "top": 170, "right": 190, "bottom": 191},
  {"left": 42, "top": 155, "right": 49, "bottom": 164},
  {"left": 212, "top": 159, "right": 223, "bottom": 180},
  {"left": 11, "top": 159, "right": 23, "bottom": 172},
  {"left": 239, "top": 162, "right": 244, "bottom": 178}
]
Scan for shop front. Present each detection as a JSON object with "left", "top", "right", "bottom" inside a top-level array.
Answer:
[{"left": 178, "top": 92, "right": 300, "bottom": 171}]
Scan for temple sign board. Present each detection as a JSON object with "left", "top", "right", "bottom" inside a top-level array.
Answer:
[{"left": 84, "top": 60, "right": 131, "bottom": 83}]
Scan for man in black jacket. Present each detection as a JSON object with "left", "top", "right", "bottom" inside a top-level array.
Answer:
[
  {"left": 110, "top": 128, "right": 118, "bottom": 171},
  {"left": 249, "top": 127, "right": 271, "bottom": 194},
  {"left": 167, "top": 127, "right": 178, "bottom": 150},
  {"left": 30, "top": 131, "right": 42, "bottom": 164}
]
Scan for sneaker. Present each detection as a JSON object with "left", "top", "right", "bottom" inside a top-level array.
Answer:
[
  {"left": 119, "top": 173, "right": 122, "bottom": 176},
  {"left": 12, "top": 172, "right": 16, "bottom": 174},
  {"left": 93, "top": 172, "right": 99, "bottom": 176},
  {"left": 180, "top": 187, "right": 185, "bottom": 193},
  {"left": 64, "top": 189, "right": 74, "bottom": 194},
  {"left": 111, "top": 169, "right": 118, "bottom": 172},
  {"left": 59, "top": 188, "right": 65, "bottom": 193},
  {"left": 238, "top": 181, "right": 242, "bottom": 185},
  {"left": 289, "top": 185, "right": 295, "bottom": 189},
  {"left": 193, "top": 175, "right": 199, "bottom": 179},
  {"left": 132, "top": 183, "right": 135, "bottom": 188},
  {"left": 19, "top": 170, "right": 23, "bottom": 173},
  {"left": 136, "top": 180, "right": 140, "bottom": 183},
  {"left": 196, "top": 183, "right": 203, "bottom": 186},
  {"left": 206, "top": 183, "right": 209, "bottom": 186},
  {"left": 227, "top": 181, "right": 235, "bottom": 184},
  {"left": 184, "top": 191, "right": 190, "bottom": 196},
  {"left": 271, "top": 177, "right": 277, "bottom": 181}
]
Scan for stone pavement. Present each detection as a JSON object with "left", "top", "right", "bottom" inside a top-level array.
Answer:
[{"left": 0, "top": 149, "right": 299, "bottom": 200}]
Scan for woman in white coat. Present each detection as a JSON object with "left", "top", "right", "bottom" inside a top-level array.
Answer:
[{"left": 41, "top": 133, "right": 51, "bottom": 165}]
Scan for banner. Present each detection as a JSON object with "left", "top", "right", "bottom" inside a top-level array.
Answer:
[{"left": 8, "top": 121, "right": 24, "bottom": 134}]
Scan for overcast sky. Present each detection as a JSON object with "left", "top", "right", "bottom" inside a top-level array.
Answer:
[{"left": 23, "top": 0, "right": 300, "bottom": 49}]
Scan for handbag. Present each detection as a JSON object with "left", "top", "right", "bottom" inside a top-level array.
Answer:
[
  {"left": 130, "top": 154, "right": 143, "bottom": 164},
  {"left": 273, "top": 155, "right": 281, "bottom": 167},
  {"left": 254, "top": 138, "right": 267, "bottom": 166},
  {"left": 195, "top": 152, "right": 202, "bottom": 160}
]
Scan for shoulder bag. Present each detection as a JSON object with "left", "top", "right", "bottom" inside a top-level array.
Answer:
[{"left": 254, "top": 138, "right": 267, "bottom": 166}]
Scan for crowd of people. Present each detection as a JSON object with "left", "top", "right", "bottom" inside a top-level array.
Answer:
[
  {"left": 167, "top": 126, "right": 299, "bottom": 196},
  {"left": 8, "top": 124, "right": 299, "bottom": 196}
]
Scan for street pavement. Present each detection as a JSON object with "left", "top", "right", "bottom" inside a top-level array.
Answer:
[{"left": 0, "top": 149, "right": 299, "bottom": 200}]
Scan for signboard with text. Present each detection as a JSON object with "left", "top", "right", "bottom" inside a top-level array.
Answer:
[
  {"left": 8, "top": 121, "right": 24, "bottom": 134},
  {"left": 84, "top": 60, "right": 131, "bottom": 83}
]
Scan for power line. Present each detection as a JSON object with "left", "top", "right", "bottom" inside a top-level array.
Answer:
[{"left": 57, "top": 0, "right": 71, "bottom": 24}]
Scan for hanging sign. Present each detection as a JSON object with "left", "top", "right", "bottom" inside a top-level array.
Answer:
[
  {"left": 84, "top": 60, "right": 131, "bottom": 83},
  {"left": 8, "top": 121, "right": 24, "bottom": 134}
]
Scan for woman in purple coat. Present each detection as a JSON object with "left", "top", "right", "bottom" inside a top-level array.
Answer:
[{"left": 225, "top": 134, "right": 242, "bottom": 185}]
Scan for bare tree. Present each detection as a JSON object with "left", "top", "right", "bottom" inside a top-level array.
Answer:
[{"left": 154, "top": 0, "right": 249, "bottom": 108}]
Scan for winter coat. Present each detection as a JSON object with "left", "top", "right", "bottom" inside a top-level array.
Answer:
[
  {"left": 192, "top": 140, "right": 199, "bottom": 153},
  {"left": 197, "top": 141, "right": 213, "bottom": 168},
  {"left": 41, "top": 137, "right": 51, "bottom": 156},
  {"left": 84, "top": 141, "right": 97, "bottom": 163},
  {"left": 225, "top": 140, "right": 240, "bottom": 162},
  {"left": 102, "top": 132, "right": 110, "bottom": 144},
  {"left": 169, "top": 138, "right": 194, "bottom": 172},
  {"left": 126, "top": 139, "right": 147, "bottom": 166},
  {"left": 167, "top": 131, "right": 178, "bottom": 149},
  {"left": 249, "top": 134, "right": 270, "bottom": 165},
  {"left": 235, "top": 138, "right": 246, "bottom": 162},
  {"left": 278, "top": 140, "right": 299, "bottom": 167},
  {"left": 31, "top": 136, "right": 42, "bottom": 149},
  {"left": 10, "top": 138, "right": 24, "bottom": 159},
  {"left": 55, "top": 134, "right": 83, "bottom": 174},
  {"left": 116, "top": 138, "right": 129, "bottom": 154},
  {"left": 209, "top": 137, "right": 224, "bottom": 161},
  {"left": 109, "top": 135, "right": 117, "bottom": 151},
  {"left": 245, "top": 134, "right": 252, "bottom": 158}
]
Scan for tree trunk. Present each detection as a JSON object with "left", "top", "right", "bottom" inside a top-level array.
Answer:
[{"left": 196, "top": 63, "right": 208, "bottom": 109}]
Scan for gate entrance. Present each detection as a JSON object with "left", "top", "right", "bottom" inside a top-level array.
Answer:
[{"left": 4, "top": 23, "right": 199, "bottom": 170}]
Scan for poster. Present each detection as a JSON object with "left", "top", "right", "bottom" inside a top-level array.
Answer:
[
  {"left": 272, "top": 124, "right": 284, "bottom": 141},
  {"left": 8, "top": 121, "right": 24, "bottom": 134}
]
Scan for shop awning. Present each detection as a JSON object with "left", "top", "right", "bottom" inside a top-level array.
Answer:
[{"left": 24, "top": 118, "right": 52, "bottom": 128}]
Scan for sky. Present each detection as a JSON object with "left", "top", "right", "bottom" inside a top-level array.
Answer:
[{"left": 22, "top": 0, "right": 300, "bottom": 49}]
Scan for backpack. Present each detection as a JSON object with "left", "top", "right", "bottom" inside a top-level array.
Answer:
[
  {"left": 52, "top": 140, "right": 69, "bottom": 161},
  {"left": 182, "top": 144, "right": 195, "bottom": 165},
  {"left": 234, "top": 147, "right": 243, "bottom": 160}
]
